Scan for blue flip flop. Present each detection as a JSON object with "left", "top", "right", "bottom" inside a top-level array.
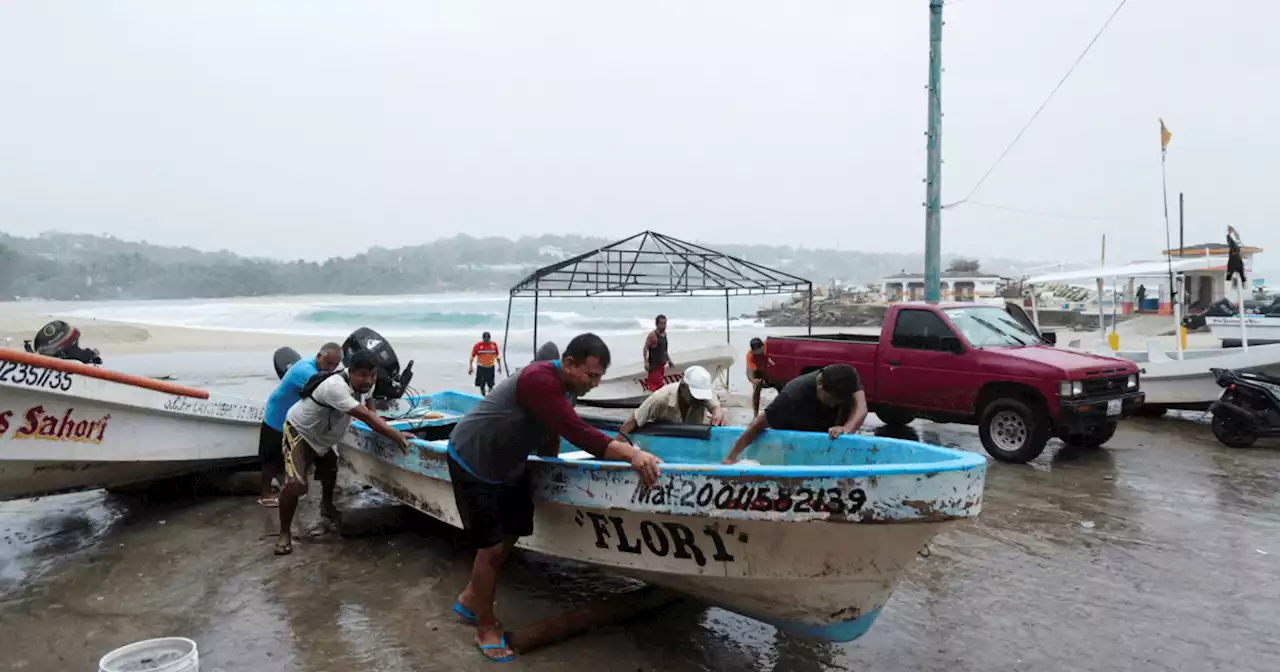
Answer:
[
  {"left": 477, "top": 634, "right": 516, "bottom": 663},
  {"left": 452, "top": 602, "right": 478, "bottom": 624}
]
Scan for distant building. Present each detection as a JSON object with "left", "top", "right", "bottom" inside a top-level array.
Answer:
[
  {"left": 880, "top": 270, "right": 1006, "bottom": 302},
  {"left": 1162, "top": 242, "right": 1264, "bottom": 310}
]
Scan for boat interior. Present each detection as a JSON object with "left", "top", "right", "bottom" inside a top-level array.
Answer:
[{"left": 371, "top": 392, "right": 982, "bottom": 472}]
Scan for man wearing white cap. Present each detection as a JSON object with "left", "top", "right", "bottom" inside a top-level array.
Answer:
[{"left": 617, "top": 366, "right": 725, "bottom": 436}]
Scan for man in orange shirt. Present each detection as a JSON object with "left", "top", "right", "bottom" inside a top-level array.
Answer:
[
  {"left": 469, "top": 332, "right": 502, "bottom": 396},
  {"left": 745, "top": 337, "right": 769, "bottom": 416}
]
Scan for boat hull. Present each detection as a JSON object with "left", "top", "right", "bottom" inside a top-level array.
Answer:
[
  {"left": 1207, "top": 316, "right": 1280, "bottom": 347},
  {"left": 0, "top": 350, "right": 263, "bottom": 501},
  {"left": 578, "top": 344, "right": 736, "bottom": 408},
  {"left": 338, "top": 393, "right": 985, "bottom": 641},
  {"left": 1112, "top": 343, "right": 1280, "bottom": 409}
]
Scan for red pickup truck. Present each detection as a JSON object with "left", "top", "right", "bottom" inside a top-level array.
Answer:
[{"left": 763, "top": 302, "right": 1145, "bottom": 463}]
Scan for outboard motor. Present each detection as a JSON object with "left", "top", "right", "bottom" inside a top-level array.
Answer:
[
  {"left": 23, "top": 320, "right": 102, "bottom": 365},
  {"left": 342, "top": 327, "right": 413, "bottom": 403},
  {"left": 1184, "top": 297, "right": 1239, "bottom": 330}
]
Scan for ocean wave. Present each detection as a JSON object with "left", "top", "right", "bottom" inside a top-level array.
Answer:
[{"left": 296, "top": 307, "right": 733, "bottom": 332}]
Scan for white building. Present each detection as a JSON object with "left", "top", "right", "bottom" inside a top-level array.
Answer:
[{"left": 880, "top": 271, "right": 1005, "bottom": 302}]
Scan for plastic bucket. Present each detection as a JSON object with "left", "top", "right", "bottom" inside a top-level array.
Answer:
[{"left": 99, "top": 637, "right": 198, "bottom": 672}]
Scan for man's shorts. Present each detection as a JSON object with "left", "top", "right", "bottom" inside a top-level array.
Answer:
[
  {"left": 643, "top": 365, "right": 666, "bottom": 392},
  {"left": 447, "top": 453, "right": 534, "bottom": 549},
  {"left": 475, "top": 365, "right": 497, "bottom": 388},
  {"left": 258, "top": 423, "right": 284, "bottom": 468},
  {"left": 282, "top": 422, "right": 339, "bottom": 484}
]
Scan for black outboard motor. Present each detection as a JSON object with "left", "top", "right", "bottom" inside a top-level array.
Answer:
[
  {"left": 23, "top": 320, "right": 102, "bottom": 365},
  {"left": 1183, "top": 297, "right": 1239, "bottom": 330},
  {"left": 342, "top": 327, "right": 413, "bottom": 402}
]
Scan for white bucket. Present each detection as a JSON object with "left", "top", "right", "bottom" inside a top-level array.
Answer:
[{"left": 98, "top": 637, "right": 198, "bottom": 672}]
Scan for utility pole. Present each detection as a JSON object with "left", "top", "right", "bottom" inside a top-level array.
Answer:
[{"left": 924, "top": 0, "right": 945, "bottom": 303}]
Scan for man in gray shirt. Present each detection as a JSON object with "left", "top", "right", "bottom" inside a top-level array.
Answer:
[{"left": 275, "top": 350, "right": 413, "bottom": 555}]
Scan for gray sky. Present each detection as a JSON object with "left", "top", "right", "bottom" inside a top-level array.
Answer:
[{"left": 0, "top": 1, "right": 1273, "bottom": 269}]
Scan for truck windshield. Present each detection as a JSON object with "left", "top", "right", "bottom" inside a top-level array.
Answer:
[{"left": 944, "top": 307, "right": 1041, "bottom": 348}]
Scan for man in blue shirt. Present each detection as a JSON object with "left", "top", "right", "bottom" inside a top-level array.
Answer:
[{"left": 258, "top": 343, "right": 342, "bottom": 506}]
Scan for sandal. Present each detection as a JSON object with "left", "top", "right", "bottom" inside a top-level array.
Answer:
[
  {"left": 477, "top": 634, "right": 516, "bottom": 663},
  {"left": 257, "top": 497, "right": 279, "bottom": 508},
  {"left": 273, "top": 541, "right": 293, "bottom": 555}
]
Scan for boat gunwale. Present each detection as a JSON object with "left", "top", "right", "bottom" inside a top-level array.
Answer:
[{"left": 355, "top": 419, "right": 988, "bottom": 480}]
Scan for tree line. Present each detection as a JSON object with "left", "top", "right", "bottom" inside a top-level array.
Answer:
[{"left": 0, "top": 231, "right": 1016, "bottom": 301}]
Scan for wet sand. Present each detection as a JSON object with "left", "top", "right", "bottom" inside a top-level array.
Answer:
[{"left": 3, "top": 411, "right": 1279, "bottom": 671}]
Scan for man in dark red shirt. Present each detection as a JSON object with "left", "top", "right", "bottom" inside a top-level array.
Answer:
[
  {"left": 643, "top": 314, "right": 674, "bottom": 391},
  {"left": 446, "top": 333, "right": 661, "bottom": 662}
]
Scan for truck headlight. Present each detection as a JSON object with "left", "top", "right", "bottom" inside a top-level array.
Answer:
[
  {"left": 1059, "top": 380, "right": 1083, "bottom": 397},
  {"left": 1127, "top": 374, "right": 1137, "bottom": 389}
]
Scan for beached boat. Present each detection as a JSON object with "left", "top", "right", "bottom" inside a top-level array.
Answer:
[
  {"left": 1207, "top": 315, "right": 1280, "bottom": 347},
  {"left": 1024, "top": 258, "right": 1280, "bottom": 410},
  {"left": 1096, "top": 341, "right": 1280, "bottom": 410},
  {"left": 0, "top": 348, "right": 263, "bottom": 501},
  {"left": 340, "top": 391, "right": 986, "bottom": 641},
  {"left": 576, "top": 344, "right": 737, "bottom": 408}
]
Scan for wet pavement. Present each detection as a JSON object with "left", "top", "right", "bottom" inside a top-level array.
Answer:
[{"left": 2, "top": 413, "right": 1279, "bottom": 671}]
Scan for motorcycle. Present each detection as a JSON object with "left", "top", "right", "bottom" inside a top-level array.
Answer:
[{"left": 1208, "top": 367, "right": 1280, "bottom": 448}]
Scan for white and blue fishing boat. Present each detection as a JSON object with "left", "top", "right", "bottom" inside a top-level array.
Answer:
[{"left": 338, "top": 391, "right": 987, "bottom": 642}]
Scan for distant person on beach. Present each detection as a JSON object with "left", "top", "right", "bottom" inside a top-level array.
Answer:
[
  {"left": 643, "top": 314, "right": 674, "bottom": 391},
  {"left": 617, "top": 365, "right": 725, "bottom": 436},
  {"left": 275, "top": 350, "right": 414, "bottom": 556},
  {"left": 468, "top": 331, "right": 501, "bottom": 396},
  {"left": 446, "top": 333, "right": 661, "bottom": 662},
  {"left": 721, "top": 363, "right": 867, "bottom": 464},
  {"left": 258, "top": 343, "right": 342, "bottom": 507},
  {"left": 745, "top": 337, "right": 770, "bottom": 416}
]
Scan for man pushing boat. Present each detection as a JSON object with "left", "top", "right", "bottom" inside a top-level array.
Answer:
[
  {"left": 275, "top": 350, "right": 415, "bottom": 555},
  {"left": 616, "top": 365, "right": 725, "bottom": 436},
  {"left": 258, "top": 342, "right": 342, "bottom": 507},
  {"left": 446, "top": 333, "right": 662, "bottom": 662},
  {"left": 721, "top": 363, "right": 867, "bottom": 464}
]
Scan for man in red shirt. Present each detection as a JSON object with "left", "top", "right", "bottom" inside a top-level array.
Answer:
[
  {"left": 447, "top": 333, "right": 662, "bottom": 662},
  {"left": 643, "top": 314, "right": 674, "bottom": 391},
  {"left": 468, "top": 331, "right": 501, "bottom": 396}
]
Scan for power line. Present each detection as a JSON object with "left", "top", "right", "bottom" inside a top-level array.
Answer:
[
  {"left": 964, "top": 199, "right": 1130, "bottom": 221},
  {"left": 944, "top": 0, "right": 1132, "bottom": 208}
]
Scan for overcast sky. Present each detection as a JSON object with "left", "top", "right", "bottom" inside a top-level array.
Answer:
[{"left": 0, "top": 1, "right": 1273, "bottom": 269}]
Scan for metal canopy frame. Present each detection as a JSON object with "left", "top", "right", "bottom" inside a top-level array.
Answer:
[{"left": 500, "top": 230, "right": 813, "bottom": 372}]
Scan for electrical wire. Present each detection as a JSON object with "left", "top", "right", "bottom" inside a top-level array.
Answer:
[
  {"left": 964, "top": 200, "right": 1129, "bottom": 221},
  {"left": 944, "top": 0, "right": 1132, "bottom": 208}
]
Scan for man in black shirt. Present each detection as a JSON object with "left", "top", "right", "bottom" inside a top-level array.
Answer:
[{"left": 722, "top": 363, "right": 867, "bottom": 463}]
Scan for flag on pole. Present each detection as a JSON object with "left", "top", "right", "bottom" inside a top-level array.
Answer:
[{"left": 1160, "top": 119, "right": 1172, "bottom": 151}]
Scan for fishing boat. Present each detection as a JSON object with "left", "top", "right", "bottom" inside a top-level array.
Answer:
[
  {"left": 577, "top": 344, "right": 737, "bottom": 408},
  {"left": 0, "top": 348, "right": 263, "bottom": 501},
  {"left": 1207, "top": 315, "right": 1280, "bottom": 347},
  {"left": 340, "top": 391, "right": 986, "bottom": 642}
]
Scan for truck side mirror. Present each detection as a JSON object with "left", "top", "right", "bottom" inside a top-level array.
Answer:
[
  {"left": 940, "top": 336, "right": 964, "bottom": 354},
  {"left": 1042, "top": 332, "right": 1057, "bottom": 346}
]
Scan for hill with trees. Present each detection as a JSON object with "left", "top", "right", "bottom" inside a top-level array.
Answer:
[{"left": 0, "top": 230, "right": 1029, "bottom": 301}]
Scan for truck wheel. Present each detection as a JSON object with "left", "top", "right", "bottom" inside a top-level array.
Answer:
[
  {"left": 1064, "top": 421, "right": 1118, "bottom": 448},
  {"left": 1211, "top": 412, "right": 1258, "bottom": 448},
  {"left": 979, "top": 398, "right": 1050, "bottom": 463},
  {"left": 875, "top": 409, "right": 916, "bottom": 426}
]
